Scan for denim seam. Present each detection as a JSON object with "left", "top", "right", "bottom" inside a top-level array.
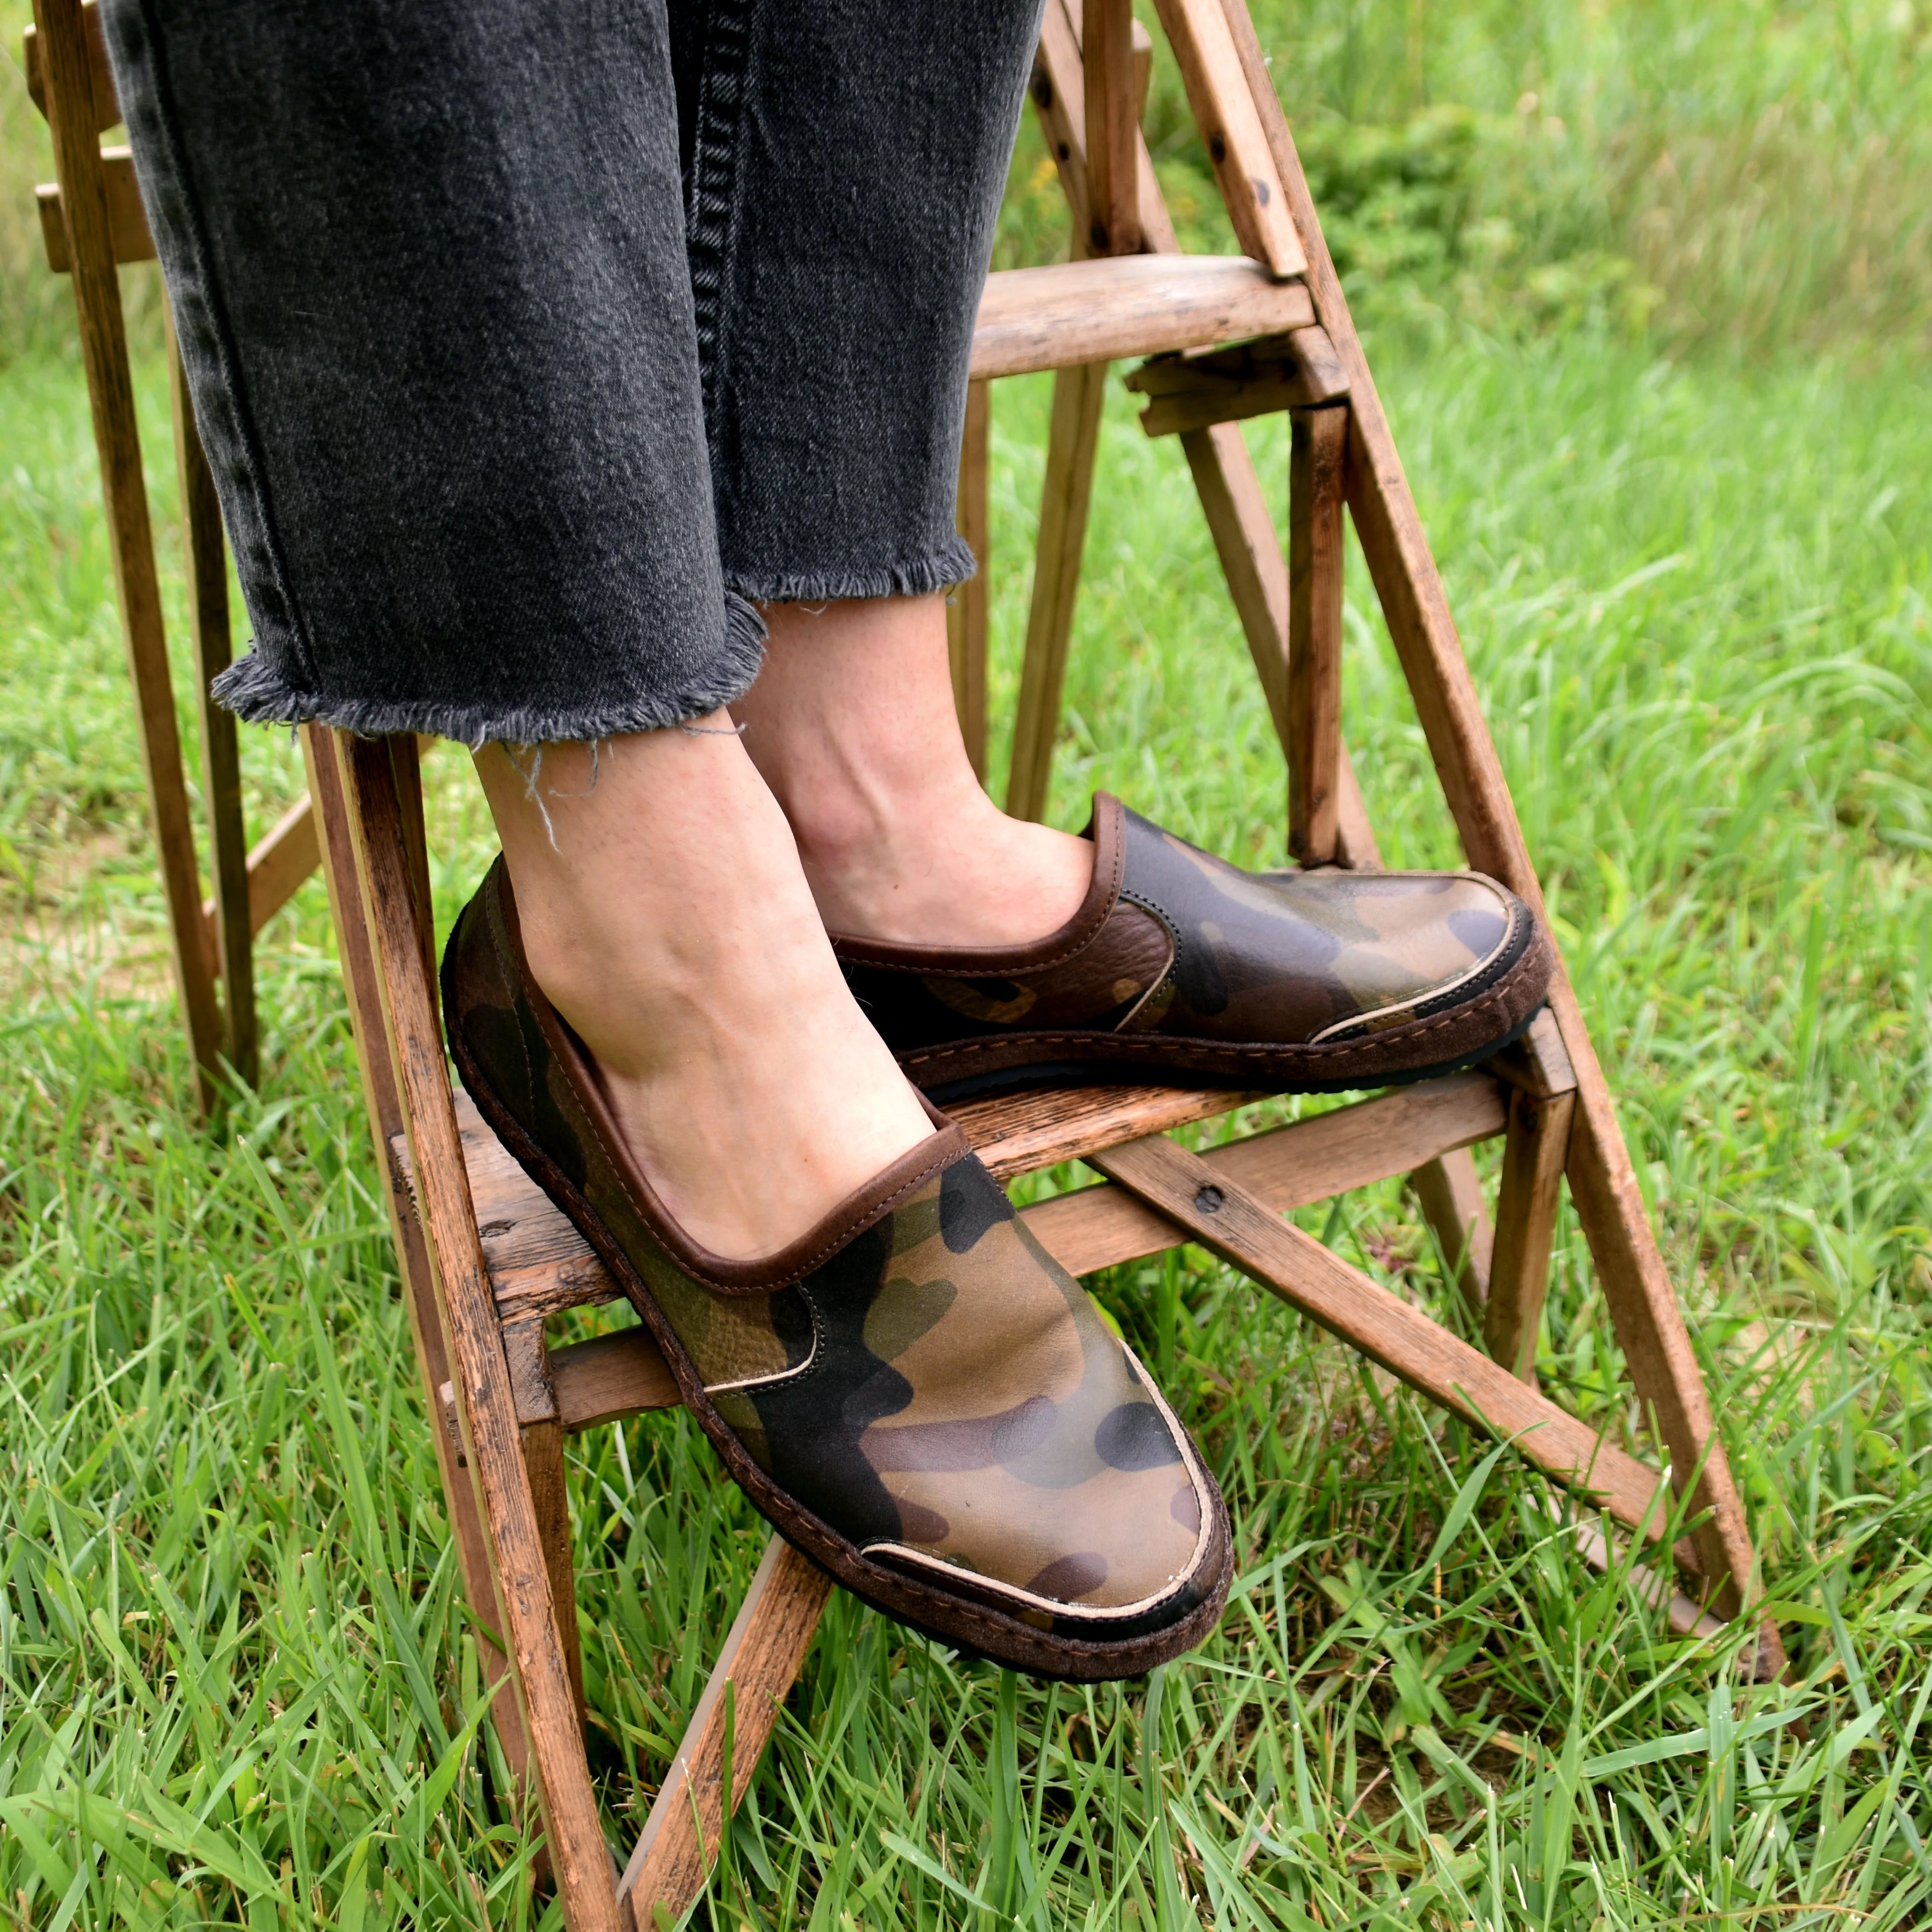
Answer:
[
  {"left": 684, "top": 0, "right": 754, "bottom": 448},
  {"left": 109, "top": 0, "right": 319, "bottom": 693}
]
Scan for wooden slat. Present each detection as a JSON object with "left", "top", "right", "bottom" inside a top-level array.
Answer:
[
  {"left": 1151, "top": 0, "right": 1305, "bottom": 278},
  {"left": 1128, "top": 323, "right": 1348, "bottom": 436},
  {"left": 551, "top": 1328, "right": 680, "bottom": 1430},
  {"left": 1288, "top": 404, "right": 1348, "bottom": 865},
  {"left": 22, "top": 2, "right": 116, "bottom": 131},
  {"left": 1082, "top": 0, "right": 1142, "bottom": 256},
  {"left": 1485, "top": 1087, "right": 1576, "bottom": 1382},
  {"left": 35, "top": 0, "right": 222, "bottom": 1117},
  {"left": 169, "top": 317, "right": 256, "bottom": 1085},
  {"left": 954, "top": 1078, "right": 1264, "bottom": 1179},
  {"left": 1005, "top": 357, "right": 1107, "bottom": 824},
  {"left": 37, "top": 151, "right": 155, "bottom": 272},
  {"left": 334, "top": 733, "right": 620, "bottom": 1930},
  {"left": 1025, "top": 1071, "right": 1505, "bottom": 1276},
  {"left": 301, "top": 730, "right": 538, "bottom": 1788},
  {"left": 970, "top": 255, "right": 1313, "bottom": 381},
  {"left": 199, "top": 795, "right": 322, "bottom": 963},
  {"left": 618, "top": 1538, "right": 831, "bottom": 1927},
  {"left": 1092, "top": 1134, "right": 1684, "bottom": 1548},
  {"left": 1491, "top": 1006, "right": 1578, "bottom": 1101},
  {"left": 947, "top": 378, "right": 991, "bottom": 781},
  {"left": 1220, "top": 0, "right": 1775, "bottom": 1656}
]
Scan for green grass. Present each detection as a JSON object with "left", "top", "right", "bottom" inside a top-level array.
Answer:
[{"left": 5, "top": 3, "right": 1932, "bottom": 1928}]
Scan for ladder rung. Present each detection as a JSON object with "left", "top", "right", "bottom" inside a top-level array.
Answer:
[
  {"left": 37, "top": 149, "right": 154, "bottom": 274},
  {"left": 970, "top": 254, "right": 1313, "bottom": 381}
]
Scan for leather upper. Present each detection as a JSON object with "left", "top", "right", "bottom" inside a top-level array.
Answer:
[
  {"left": 444, "top": 858, "right": 1222, "bottom": 1634},
  {"left": 834, "top": 793, "right": 1539, "bottom": 1054}
]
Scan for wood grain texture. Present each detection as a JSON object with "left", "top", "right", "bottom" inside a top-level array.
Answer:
[
  {"left": 1082, "top": 0, "right": 1141, "bottom": 256},
  {"left": 36, "top": 151, "right": 154, "bottom": 271},
  {"left": 22, "top": 2, "right": 115, "bottom": 129},
  {"left": 550, "top": 1328, "right": 680, "bottom": 1430},
  {"left": 1131, "top": 329, "right": 1349, "bottom": 435},
  {"left": 618, "top": 1538, "right": 831, "bottom": 1927},
  {"left": 520, "top": 1416, "right": 586, "bottom": 1723},
  {"left": 1288, "top": 404, "right": 1348, "bottom": 865},
  {"left": 955, "top": 1078, "right": 1264, "bottom": 1179},
  {"left": 1151, "top": 0, "right": 1305, "bottom": 277},
  {"left": 334, "top": 733, "right": 619, "bottom": 1930},
  {"left": 1024, "top": 1072, "right": 1506, "bottom": 1276},
  {"left": 1409, "top": 1147, "right": 1493, "bottom": 1311},
  {"left": 1005, "top": 357, "right": 1108, "bottom": 824},
  {"left": 200, "top": 795, "right": 321, "bottom": 958},
  {"left": 35, "top": 0, "right": 222, "bottom": 1118},
  {"left": 947, "top": 378, "right": 991, "bottom": 781},
  {"left": 1485, "top": 1087, "right": 1576, "bottom": 1381},
  {"left": 1218, "top": 0, "right": 1775, "bottom": 1657},
  {"left": 970, "top": 256, "right": 1313, "bottom": 381},
  {"left": 168, "top": 318, "right": 256, "bottom": 1085},
  {"left": 1490, "top": 1006, "right": 1578, "bottom": 1100},
  {"left": 301, "top": 728, "right": 536, "bottom": 1789},
  {"left": 1093, "top": 1134, "right": 1682, "bottom": 1545}
]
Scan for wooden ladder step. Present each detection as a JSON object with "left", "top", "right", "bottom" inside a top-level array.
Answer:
[
  {"left": 970, "top": 254, "right": 1313, "bottom": 381},
  {"left": 23, "top": 4, "right": 119, "bottom": 134},
  {"left": 36, "top": 149, "right": 152, "bottom": 272}
]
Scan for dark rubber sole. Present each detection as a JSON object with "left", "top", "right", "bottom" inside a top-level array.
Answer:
[
  {"left": 448, "top": 1028, "right": 1234, "bottom": 1682},
  {"left": 902, "top": 920, "right": 1555, "bottom": 1108}
]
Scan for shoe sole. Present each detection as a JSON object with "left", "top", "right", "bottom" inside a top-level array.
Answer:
[{"left": 448, "top": 1027, "right": 1234, "bottom": 1682}]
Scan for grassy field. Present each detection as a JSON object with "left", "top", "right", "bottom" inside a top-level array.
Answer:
[{"left": 4, "top": 5, "right": 1932, "bottom": 1931}]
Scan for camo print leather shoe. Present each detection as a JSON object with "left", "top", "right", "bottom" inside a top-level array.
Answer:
[
  {"left": 835, "top": 794, "right": 1553, "bottom": 1101},
  {"left": 442, "top": 858, "right": 1231, "bottom": 1680}
]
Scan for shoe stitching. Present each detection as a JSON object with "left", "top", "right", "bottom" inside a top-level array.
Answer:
[{"left": 1306, "top": 892, "right": 1524, "bottom": 1044}]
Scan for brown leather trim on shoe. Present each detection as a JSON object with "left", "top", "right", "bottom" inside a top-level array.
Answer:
[
  {"left": 489, "top": 862, "right": 969, "bottom": 1296},
  {"left": 829, "top": 794, "right": 1128, "bottom": 975}
]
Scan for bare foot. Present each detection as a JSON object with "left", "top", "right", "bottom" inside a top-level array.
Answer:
[
  {"left": 473, "top": 729, "right": 934, "bottom": 1261},
  {"left": 733, "top": 593, "right": 1093, "bottom": 947}
]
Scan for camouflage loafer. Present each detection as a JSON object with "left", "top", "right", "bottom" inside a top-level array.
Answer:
[
  {"left": 442, "top": 858, "right": 1231, "bottom": 1680},
  {"left": 834, "top": 794, "right": 1553, "bottom": 1101}
]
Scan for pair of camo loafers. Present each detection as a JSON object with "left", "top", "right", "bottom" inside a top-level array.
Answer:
[{"left": 444, "top": 793, "right": 1552, "bottom": 1679}]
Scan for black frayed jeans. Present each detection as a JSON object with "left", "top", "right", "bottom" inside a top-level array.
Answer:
[{"left": 102, "top": 0, "right": 1045, "bottom": 743}]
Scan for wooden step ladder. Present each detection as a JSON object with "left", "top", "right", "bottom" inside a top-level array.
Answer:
[{"left": 34, "top": 0, "right": 1784, "bottom": 1923}]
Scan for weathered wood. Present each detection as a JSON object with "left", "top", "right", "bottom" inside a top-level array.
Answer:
[
  {"left": 1006, "top": 357, "right": 1108, "bottom": 824},
  {"left": 199, "top": 795, "right": 321, "bottom": 959},
  {"left": 334, "top": 733, "right": 619, "bottom": 1930},
  {"left": 168, "top": 318, "right": 256, "bottom": 1085},
  {"left": 618, "top": 1538, "right": 831, "bottom": 1927},
  {"left": 956, "top": 1077, "right": 1262, "bottom": 1179},
  {"left": 1485, "top": 1087, "right": 1576, "bottom": 1382},
  {"left": 301, "top": 729, "right": 537, "bottom": 1789},
  {"left": 1220, "top": 0, "right": 1776, "bottom": 1656},
  {"left": 1082, "top": 0, "right": 1141, "bottom": 256},
  {"left": 1288, "top": 404, "right": 1348, "bottom": 865},
  {"left": 1033, "top": 0, "right": 1164, "bottom": 257},
  {"left": 35, "top": 0, "right": 223, "bottom": 1117},
  {"left": 970, "top": 255, "right": 1313, "bottom": 382},
  {"left": 947, "top": 378, "right": 991, "bottom": 781},
  {"left": 1093, "top": 1134, "right": 1682, "bottom": 1547},
  {"left": 551, "top": 1327, "right": 680, "bottom": 1430},
  {"left": 36, "top": 152, "right": 154, "bottom": 271},
  {"left": 1490, "top": 1005, "right": 1577, "bottom": 1101},
  {"left": 21, "top": 2, "right": 115, "bottom": 130},
  {"left": 1151, "top": 0, "right": 1305, "bottom": 278},
  {"left": 1409, "top": 1147, "right": 1493, "bottom": 1311},
  {"left": 1028, "top": 1071, "right": 1506, "bottom": 1276},
  {"left": 519, "top": 1406, "right": 587, "bottom": 1722},
  {"left": 1128, "top": 324, "right": 1348, "bottom": 436}
]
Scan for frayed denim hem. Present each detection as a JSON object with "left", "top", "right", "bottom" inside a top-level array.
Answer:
[
  {"left": 727, "top": 534, "right": 977, "bottom": 606},
  {"left": 209, "top": 594, "right": 768, "bottom": 745}
]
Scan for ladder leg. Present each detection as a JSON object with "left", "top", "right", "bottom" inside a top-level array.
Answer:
[
  {"left": 329, "top": 729, "right": 621, "bottom": 1926},
  {"left": 1006, "top": 358, "right": 1107, "bottom": 824},
  {"left": 36, "top": 0, "right": 222, "bottom": 1115},
  {"left": 1485, "top": 1087, "right": 1576, "bottom": 1383},
  {"left": 169, "top": 317, "right": 256, "bottom": 1087},
  {"left": 948, "top": 377, "right": 991, "bottom": 782},
  {"left": 1288, "top": 404, "right": 1347, "bottom": 866},
  {"left": 618, "top": 1537, "right": 830, "bottom": 1927}
]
